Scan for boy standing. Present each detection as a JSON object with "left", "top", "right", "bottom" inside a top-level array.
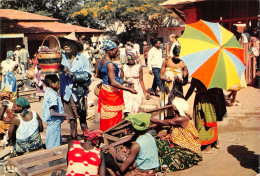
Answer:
[{"left": 42, "top": 75, "right": 66, "bottom": 149}]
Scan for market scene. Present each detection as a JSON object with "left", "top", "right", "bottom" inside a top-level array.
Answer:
[{"left": 0, "top": 0, "right": 259, "bottom": 175}]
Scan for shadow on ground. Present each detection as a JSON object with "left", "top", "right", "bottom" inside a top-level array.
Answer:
[
  {"left": 62, "top": 134, "right": 84, "bottom": 144},
  {"left": 227, "top": 145, "right": 259, "bottom": 173}
]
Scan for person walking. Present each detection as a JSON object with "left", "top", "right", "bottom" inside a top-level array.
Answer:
[
  {"left": 143, "top": 41, "right": 150, "bottom": 66},
  {"left": 14, "top": 45, "right": 22, "bottom": 74},
  {"left": 148, "top": 39, "right": 163, "bottom": 96},
  {"left": 19, "top": 44, "right": 30, "bottom": 79}
]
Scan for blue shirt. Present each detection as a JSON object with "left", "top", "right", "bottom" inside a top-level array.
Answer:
[
  {"left": 98, "top": 60, "right": 122, "bottom": 85},
  {"left": 135, "top": 133, "right": 159, "bottom": 170},
  {"left": 42, "top": 87, "right": 64, "bottom": 124},
  {"left": 59, "top": 52, "right": 91, "bottom": 102}
]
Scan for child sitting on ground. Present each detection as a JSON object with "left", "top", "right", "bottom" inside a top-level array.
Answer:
[{"left": 42, "top": 74, "right": 66, "bottom": 149}]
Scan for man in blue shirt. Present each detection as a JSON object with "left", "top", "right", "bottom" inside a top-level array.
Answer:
[{"left": 59, "top": 37, "right": 92, "bottom": 140}]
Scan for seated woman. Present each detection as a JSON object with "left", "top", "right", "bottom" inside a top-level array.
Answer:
[
  {"left": 66, "top": 129, "right": 105, "bottom": 176},
  {"left": 150, "top": 108, "right": 202, "bottom": 172},
  {"left": 8, "top": 97, "right": 43, "bottom": 156},
  {"left": 108, "top": 113, "right": 159, "bottom": 176},
  {"left": 0, "top": 92, "right": 15, "bottom": 145},
  {"left": 121, "top": 51, "right": 149, "bottom": 114}
]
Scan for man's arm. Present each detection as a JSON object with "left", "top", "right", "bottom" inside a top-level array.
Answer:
[
  {"left": 50, "top": 106, "right": 66, "bottom": 117},
  {"left": 109, "top": 142, "right": 140, "bottom": 173},
  {"left": 99, "top": 151, "right": 106, "bottom": 176},
  {"left": 148, "top": 49, "right": 153, "bottom": 74},
  {"left": 36, "top": 113, "right": 44, "bottom": 132},
  {"left": 184, "top": 78, "right": 196, "bottom": 100}
]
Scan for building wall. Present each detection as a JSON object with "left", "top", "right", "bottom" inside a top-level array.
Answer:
[{"left": 157, "top": 27, "right": 185, "bottom": 43}]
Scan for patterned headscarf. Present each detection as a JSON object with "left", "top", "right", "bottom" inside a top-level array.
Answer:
[
  {"left": 83, "top": 129, "right": 103, "bottom": 144},
  {"left": 102, "top": 40, "right": 117, "bottom": 51},
  {"left": 15, "top": 97, "right": 30, "bottom": 116},
  {"left": 126, "top": 51, "right": 136, "bottom": 61},
  {"left": 6, "top": 51, "right": 14, "bottom": 60}
]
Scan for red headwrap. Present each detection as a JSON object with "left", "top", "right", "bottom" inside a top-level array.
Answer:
[{"left": 83, "top": 130, "right": 103, "bottom": 144}]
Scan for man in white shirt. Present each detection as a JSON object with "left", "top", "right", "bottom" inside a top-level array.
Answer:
[{"left": 148, "top": 40, "right": 163, "bottom": 96}]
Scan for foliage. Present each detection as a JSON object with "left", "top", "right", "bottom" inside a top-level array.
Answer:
[
  {"left": 0, "top": 0, "right": 86, "bottom": 24},
  {"left": 73, "top": 0, "right": 181, "bottom": 40}
]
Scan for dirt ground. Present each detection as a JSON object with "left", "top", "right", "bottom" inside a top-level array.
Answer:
[{"left": 29, "top": 59, "right": 260, "bottom": 176}]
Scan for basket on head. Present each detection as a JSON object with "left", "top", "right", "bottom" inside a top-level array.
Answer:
[{"left": 37, "top": 35, "right": 62, "bottom": 75}]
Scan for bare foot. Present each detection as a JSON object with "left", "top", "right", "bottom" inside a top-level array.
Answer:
[
  {"left": 201, "top": 150, "right": 212, "bottom": 154},
  {"left": 202, "top": 145, "right": 212, "bottom": 154},
  {"left": 214, "top": 140, "right": 220, "bottom": 149}
]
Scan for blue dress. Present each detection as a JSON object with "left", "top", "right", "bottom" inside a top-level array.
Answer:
[
  {"left": 98, "top": 60, "right": 122, "bottom": 85},
  {"left": 42, "top": 87, "right": 64, "bottom": 149}
]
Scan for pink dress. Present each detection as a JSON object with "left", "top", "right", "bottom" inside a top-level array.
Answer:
[
  {"left": 122, "top": 64, "right": 144, "bottom": 113},
  {"left": 66, "top": 140, "right": 101, "bottom": 176}
]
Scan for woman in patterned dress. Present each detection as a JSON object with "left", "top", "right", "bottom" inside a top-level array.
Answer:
[
  {"left": 66, "top": 129, "right": 105, "bottom": 176},
  {"left": 150, "top": 110, "right": 202, "bottom": 172},
  {"left": 97, "top": 40, "right": 137, "bottom": 132},
  {"left": 159, "top": 44, "right": 188, "bottom": 120},
  {"left": 1, "top": 51, "right": 18, "bottom": 100},
  {"left": 121, "top": 51, "right": 149, "bottom": 114},
  {"left": 185, "top": 78, "right": 218, "bottom": 154}
]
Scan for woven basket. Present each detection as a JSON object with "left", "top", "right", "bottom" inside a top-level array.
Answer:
[
  {"left": 94, "top": 82, "right": 102, "bottom": 97},
  {"left": 139, "top": 97, "right": 158, "bottom": 112},
  {"left": 228, "top": 83, "right": 241, "bottom": 91},
  {"left": 37, "top": 35, "right": 62, "bottom": 75}
]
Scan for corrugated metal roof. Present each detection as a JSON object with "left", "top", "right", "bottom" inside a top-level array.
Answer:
[
  {"left": 1, "top": 21, "right": 103, "bottom": 34},
  {"left": 160, "top": 0, "right": 205, "bottom": 9},
  {"left": 0, "top": 9, "right": 58, "bottom": 21},
  {"left": 0, "top": 9, "right": 103, "bottom": 34}
]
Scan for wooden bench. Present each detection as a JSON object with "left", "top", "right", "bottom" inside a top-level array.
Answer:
[{"left": 7, "top": 145, "right": 68, "bottom": 176}]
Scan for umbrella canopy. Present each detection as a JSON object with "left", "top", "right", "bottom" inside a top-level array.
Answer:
[{"left": 179, "top": 20, "right": 245, "bottom": 90}]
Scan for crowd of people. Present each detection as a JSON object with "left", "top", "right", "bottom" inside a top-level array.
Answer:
[{"left": 0, "top": 25, "right": 259, "bottom": 175}]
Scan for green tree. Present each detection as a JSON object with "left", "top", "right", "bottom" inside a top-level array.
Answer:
[
  {"left": 0, "top": 0, "right": 86, "bottom": 24},
  {"left": 73, "top": 0, "right": 181, "bottom": 40}
]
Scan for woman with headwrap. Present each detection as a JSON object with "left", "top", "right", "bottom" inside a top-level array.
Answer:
[
  {"left": 159, "top": 35, "right": 188, "bottom": 120},
  {"left": 1, "top": 51, "right": 18, "bottom": 100},
  {"left": 66, "top": 129, "right": 105, "bottom": 176},
  {"left": 8, "top": 97, "right": 43, "bottom": 156},
  {"left": 97, "top": 40, "right": 137, "bottom": 132},
  {"left": 121, "top": 51, "right": 149, "bottom": 115}
]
